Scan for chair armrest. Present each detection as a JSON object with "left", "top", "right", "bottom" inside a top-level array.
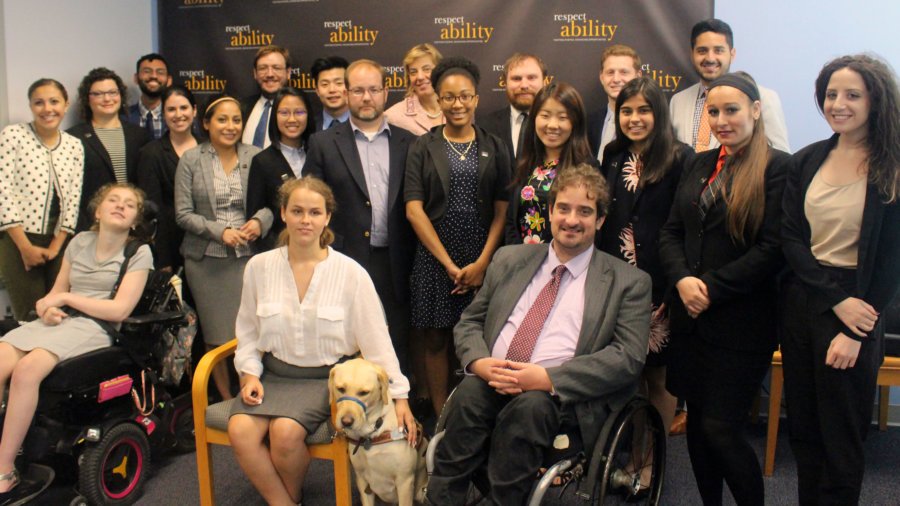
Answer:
[
  {"left": 122, "top": 311, "right": 185, "bottom": 327},
  {"left": 192, "top": 339, "right": 237, "bottom": 428}
]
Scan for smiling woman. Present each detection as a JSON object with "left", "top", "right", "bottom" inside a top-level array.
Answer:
[{"left": 385, "top": 43, "right": 445, "bottom": 136}]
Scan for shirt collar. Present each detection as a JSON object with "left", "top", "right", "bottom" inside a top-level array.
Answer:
[
  {"left": 279, "top": 143, "right": 304, "bottom": 155},
  {"left": 324, "top": 110, "right": 350, "bottom": 127},
  {"left": 350, "top": 117, "right": 391, "bottom": 139},
  {"left": 138, "top": 100, "right": 162, "bottom": 117},
  {"left": 547, "top": 242, "right": 594, "bottom": 279},
  {"left": 510, "top": 104, "right": 527, "bottom": 121}
]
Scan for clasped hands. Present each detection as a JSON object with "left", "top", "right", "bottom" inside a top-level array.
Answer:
[
  {"left": 36, "top": 292, "right": 70, "bottom": 326},
  {"left": 222, "top": 220, "right": 262, "bottom": 248},
  {"left": 446, "top": 260, "right": 487, "bottom": 295},
  {"left": 826, "top": 297, "right": 879, "bottom": 370},
  {"left": 470, "top": 357, "right": 553, "bottom": 395},
  {"left": 20, "top": 243, "right": 60, "bottom": 271},
  {"left": 676, "top": 276, "right": 709, "bottom": 318}
]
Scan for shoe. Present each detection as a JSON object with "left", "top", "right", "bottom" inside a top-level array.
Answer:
[
  {"left": 670, "top": 411, "right": 687, "bottom": 435},
  {"left": 625, "top": 485, "right": 650, "bottom": 503},
  {"left": 0, "top": 469, "right": 46, "bottom": 506}
]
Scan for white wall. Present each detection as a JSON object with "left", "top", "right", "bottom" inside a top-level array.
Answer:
[
  {"left": 0, "top": 0, "right": 155, "bottom": 128},
  {"left": 716, "top": 0, "right": 900, "bottom": 151}
]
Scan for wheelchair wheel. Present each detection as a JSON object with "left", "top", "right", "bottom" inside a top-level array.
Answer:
[
  {"left": 78, "top": 423, "right": 151, "bottom": 505},
  {"left": 172, "top": 406, "right": 195, "bottom": 453},
  {"left": 594, "top": 398, "right": 665, "bottom": 505}
]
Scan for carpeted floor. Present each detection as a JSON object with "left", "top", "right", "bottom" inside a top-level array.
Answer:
[{"left": 28, "top": 417, "right": 900, "bottom": 505}]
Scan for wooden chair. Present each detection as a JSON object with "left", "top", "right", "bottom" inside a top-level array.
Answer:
[{"left": 192, "top": 339, "right": 352, "bottom": 505}]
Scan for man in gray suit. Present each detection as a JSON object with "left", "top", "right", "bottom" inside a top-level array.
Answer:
[{"left": 427, "top": 164, "right": 651, "bottom": 505}]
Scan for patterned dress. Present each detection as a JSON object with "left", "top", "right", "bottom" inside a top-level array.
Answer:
[
  {"left": 410, "top": 139, "right": 487, "bottom": 329},
  {"left": 515, "top": 159, "right": 558, "bottom": 244}
]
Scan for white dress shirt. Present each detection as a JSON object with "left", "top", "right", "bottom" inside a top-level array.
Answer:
[
  {"left": 509, "top": 105, "right": 527, "bottom": 157},
  {"left": 242, "top": 96, "right": 272, "bottom": 148},
  {"left": 597, "top": 104, "right": 616, "bottom": 163}
]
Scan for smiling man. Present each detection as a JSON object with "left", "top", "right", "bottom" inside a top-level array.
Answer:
[
  {"left": 126, "top": 53, "right": 172, "bottom": 139},
  {"left": 479, "top": 53, "right": 546, "bottom": 163},
  {"left": 310, "top": 56, "right": 350, "bottom": 131},
  {"left": 427, "top": 163, "right": 651, "bottom": 505},
  {"left": 588, "top": 44, "right": 642, "bottom": 163},
  {"left": 241, "top": 45, "right": 291, "bottom": 148},
  {"left": 670, "top": 19, "right": 790, "bottom": 153}
]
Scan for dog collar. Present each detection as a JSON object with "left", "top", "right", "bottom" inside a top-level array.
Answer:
[{"left": 336, "top": 395, "right": 367, "bottom": 412}]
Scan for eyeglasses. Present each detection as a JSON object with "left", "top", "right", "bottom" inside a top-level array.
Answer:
[
  {"left": 89, "top": 90, "right": 120, "bottom": 99},
  {"left": 256, "top": 65, "right": 286, "bottom": 74},
  {"left": 139, "top": 68, "right": 168, "bottom": 76},
  {"left": 439, "top": 94, "right": 476, "bottom": 105},
  {"left": 276, "top": 109, "right": 308, "bottom": 118},
  {"left": 349, "top": 87, "right": 385, "bottom": 97}
]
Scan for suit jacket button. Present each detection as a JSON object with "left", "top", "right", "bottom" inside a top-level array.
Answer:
[
  {"left": 366, "top": 201, "right": 371, "bottom": 207},
  {"left": 364, "top": 231, "right": 370, "bottom": 238}
]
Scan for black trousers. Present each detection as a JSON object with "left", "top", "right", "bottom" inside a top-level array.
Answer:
[
  {"left": 781, "top": 275, "right": 883, "bottom": 506},
  {"left": 426, "top": 376, "right": 576, "bottom": 505},
  {"left": 368, "top": 247, "right": 410, "bottom": 375}
]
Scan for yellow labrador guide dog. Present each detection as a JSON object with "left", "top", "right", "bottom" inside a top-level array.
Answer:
[{"left": 329, "top": 358, "right": 427, "bottom": 505}]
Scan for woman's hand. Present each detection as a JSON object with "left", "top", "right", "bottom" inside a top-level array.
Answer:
[
  {"left": 452, "top": 260, "right": 487, "bottom": 294},
  {"left": 675, "top": 277, "right": 710, "bottom": 318},
  {"left": 833, "top": 297, "right": 878, "bottom": 338},
  {"left": 393, "top": 398, "right": 418, "bottom": 445},
  {"left": 239, "top": 375, "right": 264, "bottom": 405},
  {"left": 825, "top": 332, "right": 862, "bottom": 369},
  {"left": 239, "top": 219, "right": 262, "bottom": 242},
  {"left": 222, "top": 228, "right": 249, "bottom": 248},
  {"left": 36, "top": 292, "right": 68, "bottom": 316},
  {"left": 444, "top": 262, "right": 461, "bottom": 282},
  {"left": 19, "top": 243, "right": 49, "bottom": 271},
  {"left": 40, "top": 307, "right": 67, "bottom": 326}
]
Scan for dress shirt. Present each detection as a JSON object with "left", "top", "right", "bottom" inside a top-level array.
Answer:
[
  {"left": 597, "top": 104, "right": 616, "bottom": 163},
  {"left": 138, "top": 101, "right": 165, "bottom": 140},
  {"left": 278, "top": 144, "right": 306, "bottom": 178},
  {"left": 234, "top": 246, "right": 411, "bottom": 398},
  {"left": 321, "top": 110, "right": 351, "bottom": 131},
  {"left": 206, "top": 156, "right": 251, "bottom": 258},
  {"left": 491, "top": 243, "right": 592, "bottom": 367},
  {"left": 509, "top": 105, "right": 527, "bottom": 157},
  {"left": 350, "top": 119, "right": 391, "bottom": 247},
  {"left": 242, "top": 96, "right": 273, "bottom": 148}
]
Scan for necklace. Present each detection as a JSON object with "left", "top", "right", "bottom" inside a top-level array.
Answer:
[
  {"left": 442, "top": 130, "right": 475, "bottom": 160},
  {"left": 424, "top": 107, "right": 443, "bottom": 119}
]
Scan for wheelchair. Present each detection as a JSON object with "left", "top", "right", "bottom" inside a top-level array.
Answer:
[
  {"left": 425, "top": 388, "right": 666, "bottom": 505},
  {"left": 0, "top": 266, "right": 194, "bottom": 505}
]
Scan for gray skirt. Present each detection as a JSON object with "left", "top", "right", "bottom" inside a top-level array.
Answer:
[
  {"left": 185, "top": 254, "right": 248, "bottom": 346},
  {"left": 229, "top": 354, "right": 334, "bottom": 433},
  {"left": 1, "top": 316, "right": 111, "bottom": 361}
]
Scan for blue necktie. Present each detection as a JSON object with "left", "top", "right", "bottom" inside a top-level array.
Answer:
[
  {"left": 144, "top": 111, "right": 155, "bottom": 139},
  {"left": 252, "top": 100, "right": 271, "bottom": 148}
]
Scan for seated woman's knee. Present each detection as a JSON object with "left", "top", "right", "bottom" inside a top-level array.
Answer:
[
  {"left": 268, "top": 418, "right": 306, "bottom": 456},
  {"left": 10, "top": 350, "right": 57, "bottom": 388},
  {"left": 228, "top": 414, "right": 267, "bottom": 446}
]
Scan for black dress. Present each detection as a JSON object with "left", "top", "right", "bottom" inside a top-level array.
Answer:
[{"left": 136, "top": 135, "right": 184, "bottom": 270}]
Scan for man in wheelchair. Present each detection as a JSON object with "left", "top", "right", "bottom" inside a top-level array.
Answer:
[{"left": 427, "top": 164, "right": 652, "bottom": 505}]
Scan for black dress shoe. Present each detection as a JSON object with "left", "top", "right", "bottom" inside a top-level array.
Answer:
[{"left": 0, "top": 478, "right": 46, "bottom": 506}]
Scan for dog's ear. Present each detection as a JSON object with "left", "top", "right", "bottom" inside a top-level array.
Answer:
[
  {"left": 328, "top": 366, "right": 338, "bottom": 405},
  {"left": 376, "top": 364, "right": 390, "bottom": 405}
]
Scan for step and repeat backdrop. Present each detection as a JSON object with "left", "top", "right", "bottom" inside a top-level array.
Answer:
[{"left": 159, "top": 0, "right": 712, "bottom": 117}]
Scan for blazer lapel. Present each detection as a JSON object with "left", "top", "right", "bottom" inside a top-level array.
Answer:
[
  {"left": 485, "top": 247, "right": 548, "bottom": 350},
  {"left": 475, "top": 127, "right": 494, "bottom": 186},
  {"left": 237, "top": 144, "right": 254, "bottom": 200},
  {"left": 426, "top": 129, "right": 451, "bottom": 199},
  {"left": 501, "top": 108, "right": 514, "bottom": 151},
  {"left": 83, "top": 126, "right": 115, "bottom": 179},
  {"left": 334, "top": 126, "right": 369, "bottom": 198},
  {"left": 857, "top": 183, "right": 884, "bottom": 294},
  {"left": 201, "top": 145, "right": 218, "bottom": 209},
  {"left": 388, "top": 133, "right": 408, "bottom": 214},
  {"left": 575, "top": 251, "right": 613, "bottom": 356}
]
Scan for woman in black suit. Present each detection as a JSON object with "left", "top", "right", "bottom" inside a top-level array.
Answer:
[
  {"left": 781, "top": 55, "right": 900, "bottom": 505},
  {"left": 136, "top": 85, "right": 198, "bottom": 271},
  {"left": 658, "top": 73, "right": 789, "bottom": 506},
  {"left": 599, "top": 77, "right": 691, "bottom": 473},
  {"left": 245, "top": 87, "right": 316, "bottom": 250},
  {"left": 68, "top": 67, "right": 149, "bottom": 231}
]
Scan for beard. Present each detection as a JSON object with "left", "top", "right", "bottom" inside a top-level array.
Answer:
[{"left": 139, "top": 80, "right": 165, "bottom": 99}]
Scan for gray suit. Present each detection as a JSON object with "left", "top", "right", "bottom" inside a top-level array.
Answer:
[{"left": 430, "top": 243, "right": 651, "bottom": 504}]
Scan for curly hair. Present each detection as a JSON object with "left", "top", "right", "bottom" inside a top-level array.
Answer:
[
  {"left": 431, "top": 56, "right": 481, "bottom": 93},
  {"left": 77, "top": 67, "right": 128, "bottom": 121},
  {"left": 88, "top": 183, "right": 149, "bottom": 242}
]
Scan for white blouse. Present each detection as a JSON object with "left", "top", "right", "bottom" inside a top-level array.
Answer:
[{"left": 234, "top": 246, "right": 410, "bottom": 398}]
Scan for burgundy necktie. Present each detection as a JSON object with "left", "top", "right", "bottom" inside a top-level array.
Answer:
[{"left": 505, "top": 265, "right": 567, "bottom": 362}]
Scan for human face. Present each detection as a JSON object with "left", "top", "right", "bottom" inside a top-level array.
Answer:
[
  {"left": 706, "top": 86, "right": 760, "bottom": 154},
  {"left": 88, "top": 79, "right": 122, "bottom": 120},
  {"left": 549, "top": 184, "right": 603, "bottom": 259},
  {"left": 315, "top": 67, "right": 348, "bottom": 114},
  {"left": 281, "top": 187, "right": 331, "bottom": 248},
  {"left": 29, "top": 84, "right": 68, "bottom": 134},
  {"left": 346, "top": 66, "right": 386, "bottom": 123},
  {"left": 135, "top": 59, "right": 171, "bottom": 99},
  {"left": 275, "top": 95, "right": 308, "bottom": 147},
  {"left": 618, "top": 93, "right": 655, "bottom": 150},
  {"left": 535, "top": 98, "right": 572, "bottom": 159},
  {"left": 691, "top": 32, "right": 734, "bottom": 84},
  {"left": 203, "top": 100, "right": 243, "bottom": 149},
  {"left": 439, "top": 74, "right": 478, "bottom": 129},
  {"left": 823, "top": 68, "right": 870, "bottom": 140},
  {"left": 95, "top": 187, "right": 140, "bottom": 231},
  {"left": 599, "top": 55, "right": 640, "bottom": 104},
  {"left": 407, "top": 56, "right": 436, "bottom": 99},
  {"left": 253, "top": 52, "right": 289, "bottom": 96},
  {"left": 163, "top": 94, "right": 196, "bottom": 135},
  {"left": 505, "top": 58, "right": 544, "bottom": 111}
]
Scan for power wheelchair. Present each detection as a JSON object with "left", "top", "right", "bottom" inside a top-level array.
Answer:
[
  {"left": 425, "top": 387, "right": 666, "bottom": 505},
  {"left": 0, "top": 265, "right": 195, "bottom": 505}
]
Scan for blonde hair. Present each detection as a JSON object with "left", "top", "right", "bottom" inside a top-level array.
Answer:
[
  {"left": 89, "top": 182, "right": 147, "bottom": 240},
  {"left": 278, "top": 177, "right": 337, "bottom": 248},
  {"left": 402, "top": 44, "right": 443, "bottom": 96}
]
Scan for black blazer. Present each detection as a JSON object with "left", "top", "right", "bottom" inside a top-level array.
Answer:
[
  {"left": 136, "top": 135, "right": 184, "bottom": 270},
  {"left": 586, "top": 107, "right": 608, "bottom": 157},
  {"left": 246, "top": 144, "right": 295, "bottom": 249},
  {"left": 478, "top": 106, "right": 515, "bottom": 166},
  {"left": 783, "top": 134, "right": 900, "bottom": 339},
  {"left": 67, "top": 122, "right": 150, "bottom": 231},
  {"left": 303, "top": 121, "right": 416, "bottom": 301},
  {"left": 598, "top": 143, "right": 692, "bottom": 302},
  {"left": 659, "top": 148, "right": 790, "bottom": 353},
  {"left": 405, "top": 124, "right": 512, "bottom": 231}
]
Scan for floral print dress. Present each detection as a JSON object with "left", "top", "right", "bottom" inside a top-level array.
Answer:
[{"left": 515, "top": 159, "right": 558, "bottom": 244}]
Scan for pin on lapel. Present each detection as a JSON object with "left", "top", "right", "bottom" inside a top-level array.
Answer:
[{"left": 481, "top": 151, "right": 489, "bottom": 158}]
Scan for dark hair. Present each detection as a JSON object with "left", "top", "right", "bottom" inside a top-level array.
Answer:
[
  {"left": 278, "top": 176, "right": 336, "bottom": 248},
  {"left": 310, "top": 56, "right": 350, "bottom": 81},
  {"left": 606, "top": 77, "right": 681, "bottom": 187},
  {"left": 162, "top": 85, "right": 196, "bottom": 109},
  {"left": 88, "top": 182, "right": 151, "bottom": 242},
  {"left": 28, "top": 78, "right": 68, "bottom": 102},
  {"left": 548, "top": 162, "right": 610, "bottom": 218},
  {"left": 514, "top": 82, "right": 593, "bottom": 186},
  {"left": 690, "top": 18, "right": 734, "bottom": 49},
  {"left": 253, "top": 45, "right": 291, "bottom": 69},
  {"left": 77, "top": 67, "right": 128, "bottom": 121},
  {"left": 815, "top": 54, "right": 900, "bottom": 202},
  {"left": 431, "top": 56, "right": 481, "bottom": 93},
  {"left": 200, "top": 94, "right": 242, "bottom": 139},
  {"left": 135, "top": 53, "right": 169, "bottom": 73},
  {"left": 268, "top": 87, "right": 316, "bottom": 149}
]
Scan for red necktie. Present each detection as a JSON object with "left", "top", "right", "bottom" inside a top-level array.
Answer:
[{"left": 505, "top": 265, "right": 567, "bottom": 362}]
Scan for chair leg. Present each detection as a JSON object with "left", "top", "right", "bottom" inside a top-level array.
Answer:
[
  {"left": 196, "top": 440, "right": 216, "bottom": 506},
  {"left": 879, "top": 386, "right": 889, "bottom": 432},
  {"left": 332, "top": 444, "right": 353, "bottom": 506},
  {"left": 764, "top": 363, "right": 783, "bottom": 477}
]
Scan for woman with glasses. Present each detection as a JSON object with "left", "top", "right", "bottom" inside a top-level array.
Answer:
[
  {"left": 68, "top": 68, "right": 150, "bottom": 232},
  {"left": 385, "top": 43, "right": 444, "bottom": 135},
  {"left": 405, "top": 56, "right": 511, "bottom": 418},
  {"left": 246, "top": 88, "right": 316, "bottom": 250}
]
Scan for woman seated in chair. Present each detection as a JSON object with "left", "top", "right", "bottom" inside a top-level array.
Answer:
[
  {"left": 0, "top": 183, "right": 152, "bottom": 503},
  {"left": 228, "top": 176, "right": 414, "bottom": 506}
]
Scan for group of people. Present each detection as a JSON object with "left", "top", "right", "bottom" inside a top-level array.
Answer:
[{"left": 0, "top": 14, "right": 896, "bottom": 506}]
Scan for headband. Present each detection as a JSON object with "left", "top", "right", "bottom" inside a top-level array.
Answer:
[
  {"left": 708, "top": 73, "right": 760, "bottom": 102},
  {"left": 205, "top": 96, "right": 240, "bottom": 114}
]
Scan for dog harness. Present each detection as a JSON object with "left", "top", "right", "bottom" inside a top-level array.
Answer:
[{"left": 336, "top": 395, "right": 425, "bottom": 454}]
